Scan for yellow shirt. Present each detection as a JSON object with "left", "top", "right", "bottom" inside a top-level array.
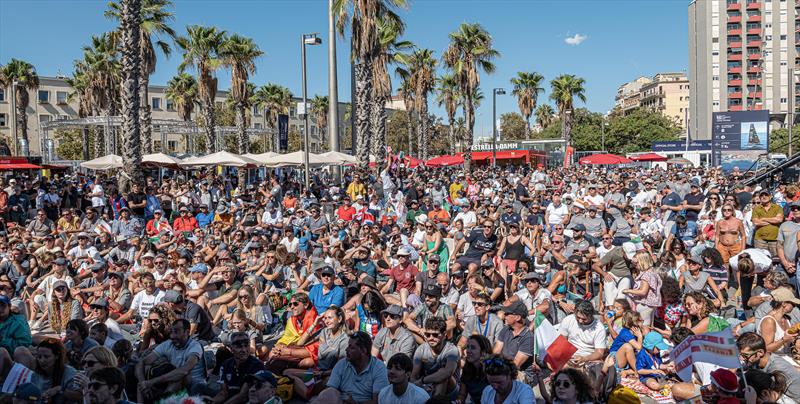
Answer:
[
  {"left": 449, "top": 183, "right": 464, "bottom": 201},
  {"left": 346, "top": 182, "right": 366, "bottom": 201}
]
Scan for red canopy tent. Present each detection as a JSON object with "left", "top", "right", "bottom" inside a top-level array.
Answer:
[
  {"left": 629, "top": 153, "right": 667, "bottom": 162},
  {"left": 426, "top": 154, "right": 464, "bottom": 167},
  {"left": 367, "top": 154, "right": 424, "bottom": 168},
  {"left": 578, "top": 153, "right": 632, "bottom": 165},
  {"left": 472, "top": 150, "right": 531, "bottom": 163}
]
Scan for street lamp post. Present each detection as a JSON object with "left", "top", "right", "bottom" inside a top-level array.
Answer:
[
  {"left": 302, "top": 33, "right": 322, "bottom": 189},
  {"left": 9, "top": 80, "right": 18, "bottom": 156},
  {"left": 492, "top": 88, "right": 505, "bottom": 167}
]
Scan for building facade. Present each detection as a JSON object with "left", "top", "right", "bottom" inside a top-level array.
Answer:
[
  {"left": 689, "top": 0, "right": 798, "bottom": 140},
  {"left": 0, "top": 76, "right": 348, "bottom": 157},
  {"left": 615, "top": 73, "right": 690, "bottom": 128}
]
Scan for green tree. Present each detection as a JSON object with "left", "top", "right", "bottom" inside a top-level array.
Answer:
[
  {"left": 0, "top": 59, "right": 40, "bottom": 153},
  {"left": 177, "top": 25, "right": 226, "bottom": 153},
  {"left": 604, "top": 107, "right": 680, "bottom": 153},
  {"left": 510, "top": 71, "right": 545, "bottom": 139},
  {"left": 55, "top": 129, "right": 98, "bottom": 160},
  {"left": 550, "top": 74, "right": 586, "bottom": 157},
  {"left": 443, "top": 23, "right": 499, "bottom": 170},
  {"left": 165, "top": 73, "right": 197, "bottom": 152},
  {"left": 118, "top": 0, "right": 144, "bottom": 192},
  {"left": 311, "top": 95, "right": 329, "bottom": 150},
  {"left": 535, "top": 104, "right": 555, "bottom": 132},
  {"left": 436, "top": 73, "right": 460, "bottom": 154},
  {"left": 253, "top": 83, "right": 293, "bottom": 152},
  {"left": 499, "top": 112, "right": 527, "bottom": 141},
  {"left": 768, "top": 128, "right": 791, "bottom": 154},
  {"left": 405, "top": 48, "right": 437, "bottom": 160}
]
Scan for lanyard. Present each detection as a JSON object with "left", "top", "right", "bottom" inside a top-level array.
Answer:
[{"left": 477, "top": 316, "right": 490, "bottom": 337}]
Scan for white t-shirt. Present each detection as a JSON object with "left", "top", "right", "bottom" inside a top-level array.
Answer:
[
  {"left": 37, "top": 275, "right": 75, "bottom": 302},
  {"left": 261, "top": 210, "right": 283, "bottom": 226},
  {"left": 91, "top": 184, "right": 105, "bottom": 207},
  {"left": 546, "top": 203, "right": 569, "bottom": 226},
  {"left": 153, "top": 269, "right": 175, "bottom": 281},
  {"left": 480, "top": 380, "right": 535, "bottom": 404},
  {"left": 456, "top": 293, "right": 476, "bottom": 318},
  {"left": 730, "top": 248, "right": 772, "bottom": 274},
  {"left": 584, "top": 194, "right": 605, "bottom": 209},
  {"left": 130, "top": 289, "right": 165, "bottom": 319},
  {"left": 595, "top": 244, "right": 614, "bottom": 260},
  {"left": 558, "top": 314, "right": 607, "bottom": 358},
  {"left": 378, "top": 383, "right": 430, "bottom": 404},
  {"left": 514, "top": 287, "right": 551, "bottom": 321},
  {"left": 454, "top": 211, "right": 477, "bottom": 229},
  {"left": 280, "top": 237, "right": 300, "bottom": 253}
]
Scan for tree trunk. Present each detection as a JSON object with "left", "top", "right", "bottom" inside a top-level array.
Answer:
[
  {"left": 418, "top": 98, "right": 429, "bottom": 161},
  {"left": 464, "top": 92, "right": 475, "bottom": 172},
  {"left": 94, "top": 127, "right": 105, "bottom": 158},
  {"left": 202, "top": 93, "right": 216, "bottom": 154},
  {"left": 407, "top": 110, "right": 415, "bottom": 155},
  {"left": 525, "top": 116, "right": 531, "bottom": 140},
  {"left": 236, "top": 103, "right": 248, "bottom": 188},
  {"left": 354, "top": 63, "right": 372, "bottom": 169},
  {"left": 448, "top": 116, "right": 456, "bottom": 155},
  {"left": 562, "top": 110, "right": 572, "bottom": 166},
  {"left": 82, "top": 128, "right": 90, "bottom": 160},
  {"left": 369, "top": 96, "right": 386, "bottom": 169},
  {"left": 119, "top": 0, "right": 143, "bottom": 194},
  {"left": 140, "top": 75, "right": 152, "bottom": 155}
]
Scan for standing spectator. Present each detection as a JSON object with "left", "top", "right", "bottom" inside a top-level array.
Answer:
[{"left": 752, "top": 189, "right": 784, "bottom": 257}]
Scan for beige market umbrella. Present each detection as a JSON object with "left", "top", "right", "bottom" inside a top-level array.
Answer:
[
  {"left": 264, "top": 151, "right": 326, "bottom": 167},
  {"left": 178, "top": 151, "right": 260, "bottom": 168},
  {"left": 142, "top": 153, "right": 184, "bottom": 169},
  {"left": 79, "top": 154, "right": 123, "bottom": 170},
  {"left": 318, "top": 151, "right": 358, "bottom": 165}
]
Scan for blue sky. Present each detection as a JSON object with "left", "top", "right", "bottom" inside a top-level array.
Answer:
[{"left": 0, "top": 0, "right": 688, "bottom": 138}]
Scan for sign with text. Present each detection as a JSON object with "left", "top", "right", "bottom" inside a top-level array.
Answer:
[
  {"left": 652, "top": 140, "right": 712, "bottom": 152},
  {"left": 712, "top": 110, "right": 769, "bottom": 166},
  {"left": 278, "top": 114, "right": 289, "bottom": 152},
  {"left": 670, "top": 328, "right": 740, "bottom": 382}
]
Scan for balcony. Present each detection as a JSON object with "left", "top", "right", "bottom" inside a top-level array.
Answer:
[
  {"left": 748, "top": 14, "right": 761, "bottom": 22},
  {"left": 729, "top": 91, "right": 743, "bottom": 98},
  {"left": 729, "top": 79, "right": 743, "bottom": 86},
  {"left": 728, "top": 2, "right": 742, "bottom": 10},
  {"left": 729, "top": 53, "right": 743, "bottom": 60},
  {"left": 746, "top": 1, "right": 761, "bottom": 10},
  {"left": 730, "top": 66, "right": 743, "bottom": 73},
  {"left": 748, "top": 66, "right": 761, "bottom": 73},
  {"left": 751, "top": 91, "right": 763, "bottom": 98},
  {"left": 729, "top": 28, "right": 743, "bottom": 35},
  {"left": 729, "top": 15, "right": 743, "bottom": 23},
  {"left": 747, "top": 39, "right": 762, "bottom": 47},
  {"left": 730, "top": 105, "right": 744, "bottom": 111},
  {"left": 748, "top": 53, "right": 762, "bottom": 60},
  {"left": 747, "top": 27, "right": 762, "bottom": 35},
  {"left": 729, "top": 41, "right": 743, "bottom": 48},
  {"left": 749, "top": 79, "right": 762, "bottom": 85}
]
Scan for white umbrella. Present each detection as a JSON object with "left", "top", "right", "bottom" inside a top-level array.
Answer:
[
  {"left": 318, "top": 151, "right": 357, "bottom": 165},
  {"left": 80, "top": 154, "right": 123, "bottom": 170},
  {"left": 264, "top": 151, "right": 326, "bottom": 167},
  {"left": 142, "top": 153, "right": 183, "bottom": 168},
  {"left": 178, "top": 151, "right": 260, "bottom": 168},
  {"left": 244, "top": 152, "right": 279, "bottom": 165}
]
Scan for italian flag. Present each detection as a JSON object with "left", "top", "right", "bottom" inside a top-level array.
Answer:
[{"left": 534, "top": 311, "right": 577, "bottom": 372}]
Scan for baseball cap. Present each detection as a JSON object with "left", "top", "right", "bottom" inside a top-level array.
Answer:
[
  {"left": 320, "top": 266, "right": 336, "bottom": 277},
  {"left": 423, "top": 284, "right": 442, "bottom": 298},
  {"left": 163, "top": 290, "right": 185, "bottom": 304},
  {"left": 396, "top": 246, "right": 412, "bottom": 256},
  {"left": 710, "top": 368, "right": 739, "bottom": 394},
  {"left": 53, "top": 257, "right": 67, "bottom": 266},
  {"left": 573, "top": 224, "right": 586, "bottom": 232},
  {"left": 520, "top": 272, "right": 544, "bottom": 283},
  {"left": 501, "top": 300, "right": 528, "bottom": 318},
  {"left": 245, "top": 370, "right": 279, "bottom": 387},
  {"left": 643, "top": 331, "right": 669, "bottom": 351},
  {"left": 381, "top": 304, "right": 404, "bottom": 317},
  {"left": 52, "top": 280, "right": 68, "bottom": 289},
  {"left": 90, "top": 298, "right": 109, "bottom": 309},
  {"left": 188, "top": 263, "right": 209, "bottom": 274}
]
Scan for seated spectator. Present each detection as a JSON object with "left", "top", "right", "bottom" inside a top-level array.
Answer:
[
  {"left": 456, "top": 334, "right": 492, "bottom": 404},
  {"left": 244, "top": 370, "right": 282, "bottom": 404},
  {"left": 635, "top": 331, "right": 671, "bottom": 391},
  {"left": 379, "top": 353, "right": 430, "bottom": 404},
  {"left": 0, "top": 294, "right": 31, "bottom": 353},
  {"left": 211, "top": 331, "right": 266, "bottom": 403},
  {"left": 86, "top": 366, "right": 134, "bottom": 404},
  {"left": 404, "top": 285, "right": 455, "bottom": 344},
  {"left": 372, "top": 304, "right": 417, "bottom": 363},
  {"left": 738, "top": 332, "right": 800, "bottom": 401},
  {"left": 480, "top": 355, "right": 536, "bottom": 404},
  {"left": 135, "top": 319, "right": 206, "bottom": 401},
  {"left": 314, "top": 331, "right": 389, "bottom": 404},
  {"left": 547, "top": 368, "right": 595, "bottom": 404},
  {"left": 458, "top": 291, "right": 503, "bottom": 349},
  {"left": 267, "top": 293, "right": 319, "bottom": 372},
  {"left": 558, "top": 301, "right": 607, "bottom": 370},
  {"left": 492, "top": 301, "right": 535, "bottom": 380},
  {"left": 64, "top": 318, "right": 99, "bottom": 369},
  {"left": 411, "top": 317, "right": 459, "bottom": 397},
  {"left": 308, "top": 266, "right": 345, "bottom": 315}
]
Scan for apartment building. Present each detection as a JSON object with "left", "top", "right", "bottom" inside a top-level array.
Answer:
[
  {"left": 689, "top": 0, "right": 798, "bottom": 140},
  {"left": 614, "top": 73, "right": 690, "bottom": 129},
  {"left": 0, "top": 76, "right": 347, "bottom": 157}
]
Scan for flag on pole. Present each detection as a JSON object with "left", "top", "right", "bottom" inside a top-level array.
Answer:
[
  {"left": 93, "top": 219, "right": 112, "bottom": 235},
  {"left": 534, "top": 312, "right": 577, "bottom": 372}
]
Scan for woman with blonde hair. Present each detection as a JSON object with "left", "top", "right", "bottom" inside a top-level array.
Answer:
[{"left": 623, "top": 250, "right": 663, "bottom": 326}]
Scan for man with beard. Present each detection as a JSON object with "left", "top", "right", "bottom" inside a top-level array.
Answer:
[
  {"left": 404, "top": 285, "right": 455, "bottom": 344},
  {"left": 85, "top": 366, "right": 135, "bottom": 404},
  {"left": 245, "top": 370, "right": 282, "bottom": 404},
  {"left": 163, "top": 289, "right": 214, "bottom": 343},
  {"left": 410, "top": 317, "right": 460, "bottom": 397},
  {"left": 211, "top": 331, "right": 266, "bottom": 404},
  {"left": 136, "top": 319, "right": 205, "bottom": 400}
]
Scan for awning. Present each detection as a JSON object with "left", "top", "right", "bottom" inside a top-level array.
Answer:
[
  {"left": 427, "top": 154, "right": 464, "bottom": 167},
  {"left": 579, "top": 153, "right": 632, "bottom": 165},
  {"left": 472, "top": 150, "right": 531, "bottom": 162},
  {"left": 630, "top": 153, "right": 667, "bottom": 162},
  {"left": 0, "top": 163, "right": 42, "bottom": 170}
]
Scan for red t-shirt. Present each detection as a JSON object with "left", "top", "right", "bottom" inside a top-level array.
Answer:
[
  {"left": 337, "top": 206, "right": 357, "bottom": 221},
  {"left": 386, "top": 263, "right": 419, "bottom": 292}
]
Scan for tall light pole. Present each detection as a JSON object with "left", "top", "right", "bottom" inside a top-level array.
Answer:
[
  {"left": 492, "top": 88, "right": 505, "bottom": 167},
  {"left": 302, "top": 33, "right": 322, "bottom": 189},
  {"left": 327, "top": 0, "right": 339, "bottom": 154}
]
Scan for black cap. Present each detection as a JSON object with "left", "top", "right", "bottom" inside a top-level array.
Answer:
[
  {"left": 423, "top": 284, "right": 442, "bottom": 298},
  {"left": 244, "top": 370, "right": 278, "bottom": 387},
  {"left": 502, "top": 300, "right": 529, "bottom": 318},
  {"left": 90, "top": 298, "right": 109, "bottom": 309}
]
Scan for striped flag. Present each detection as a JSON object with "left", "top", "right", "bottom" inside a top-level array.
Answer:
[
  {"left": 534, "top": 311, "right": 577, "bottom": 372},
  {"left": 94, "top": 219, "right": 112, "bottom": 235}
]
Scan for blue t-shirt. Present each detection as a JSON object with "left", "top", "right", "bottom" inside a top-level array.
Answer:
[
  {"left": 355, "top": 259, "right": 377, "bottom": 278},
  {"left": 671, "top": 221, "right": 698, "bottom": 242},
  {"left": 609, "top": 328, "right": 635, "bottom": 354},
  {"left": 661, "top": 192, "right": 682, "bottom": 222},
  {"left": 195, "top": 212, "right": 214, "bottom": 228},
  {"left": 635, "top": 349, "right": 663, "bottom": 384},
  {"left": 309, "top": 283, "right": 345, "bottom": 314}
]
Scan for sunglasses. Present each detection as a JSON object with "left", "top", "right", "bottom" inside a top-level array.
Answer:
[
  {"left": 602, "top": 237, "right": 612, "bottom": 240},
  {"left": 232, "top": 340, "right": 249, "bottom": 348},
  {"left": 238, "top": 294, "right": 250, "bottom": 299},
  {"left": 289, "top": 301, "right": 302, "bottom": 307},
  {"left": 555, "top": 380, "right": 572, "bottom": 388},
  {"left": 382, "top": 313, "right": 399, "bottom": 319},
  {"left": 82, "top": 359, "right": 99, "bottom": 368},
  {"left": 552, "top": 241, "right": 563, "bottom": 244},
  {"left": 55, "top": 286, "right": 67, "bottom": 292},
  {"left": 88, "top": 382, "right": 107, "bottom": 391},
  {"left": 424, "top": 332, "right": 441, "bottom": 338},
  {"left": 148, "top": 318, "right": 160, "bottom": 323}
]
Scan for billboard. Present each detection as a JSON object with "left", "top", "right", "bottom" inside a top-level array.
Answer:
[
  {"left": 712, "top": 110, "right": 769, "bottom": 169},
  {"left": 652, "top": 140, "right": 712, "bottom": 152},
  {"left": 278, "top": 114, "right": 289, "bottom": 152}
]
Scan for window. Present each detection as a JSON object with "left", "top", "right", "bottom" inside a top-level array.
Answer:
[
  {"left": 781, "top": 35, "right": 788, "bottom": 40},
  {"left": 153, "top": 140, "right": 162, "bottom": 151},
  {"left": 38, "top": 90, "right": 49, "bottom": 103},
  {"left": 39, "top": 114, "right": 51, "bottom": 123},
  {"left": 0, "top": 89, "right": 5, "bottom": 102},
  {"left": 781, "top": 97, "right": 788, "bottom": 102},
  {"left": 58, "top": 115, "right": 70, "bottom": 121},
  {"left": 56, "top": 91, "right": 68, "bottom": 104},
  {"left": 252, "top": 105, "right": 261, "bottom": 116},
  {"left": 153, "top": 124, "right": 161, "bottom": 132},
  {"left": 167, "top": 141, "right": 177, "bottom": 152},
  {"left": 254, "top": 122, "right": 262, "bottom": 129},
  {"left": 0, "top": 113, "right": 6, "bottom": 127},
  {"left": 151, "top": 97, "right": 161, "bottom": 110},
  {"left": 166, "top": 99, "right": 175, "bottom": 111}
]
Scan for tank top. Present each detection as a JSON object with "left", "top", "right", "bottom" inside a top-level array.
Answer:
[
  {"left": 756, "top": 315, "right": 789, "bottom": 355},
  {"left": 682, "top": 270, "right": 710, "bottom": 293},
  {"left": 504, "top": 237, "right": 526, "bottom": 261}
]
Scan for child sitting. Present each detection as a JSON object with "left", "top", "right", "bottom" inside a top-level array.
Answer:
[{"left": 635, "top": 331, "right": 673, "bottom": 391}]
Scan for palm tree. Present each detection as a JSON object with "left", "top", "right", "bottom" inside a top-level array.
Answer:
[
  {"left": 436, "top": 73, "right": 460, "bottom": 154},
  {"left": 106, "top": 0, "right": 175, "bottom": 155},
  {"left": 80, "top": 33, "right": 122, "bottom": 156},
  {"left": 253, "top": 84, "right": 293, "bottom": 152},
  {"left": 405, "top": 49, "right": 436, "bottom": 160},
  {"left": 453, "top": 116, "right": 466, "bottom": 151},
  {"left": 0, "top": 59, "right": 39, "bottom": 155},
  {"left": 65, "top": 67, "right": 93, "bottom": 159},
  {"left": 310, "top": 95, "right": 329, "bottom": 151},
  {"left": 443, "top": 23, "right": 499, "bottom": 171},
  {"left": 399, "top": 78, "right": 415, "bottom": 154},
  {"left": 535, "top": 104, "right": 555, "bottom": 131},
  {"left": 117, "top": 0, "right": 144, "bottom": 192},
  {"left": 176, "top": 25, "right": 226, "bottom": 154},
  {"left": 370, "top": 12, "right": 412, "bottom": 167},
  {"left": 550, "top": 74, "right": 586, "bottom": 162},
  {"left": 165, "top": 73, "right": 198, "bottom": 152},
  {"left": 511, "top": 71, "right": 545, "bottom": 139},
  {"left": 333, "top": 0, "right": 407, "bottom": 167}
]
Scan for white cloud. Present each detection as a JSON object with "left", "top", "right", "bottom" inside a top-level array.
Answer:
[{"left": 564, "top": 34, "right": 588, "bottom": 46}]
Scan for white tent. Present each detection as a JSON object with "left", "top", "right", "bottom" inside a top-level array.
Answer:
[
  {"left": 80, "top": 154, "right": 123, "bottom": 170},
  {"left": 244, "top": 152, "right": 279, "bottom": 165},
  {"left": 142, "top": 153, "right": 183, "bottom": 168},
  {"left": 318, "top": 151, "right": 357, "bottom": 165},
  {"left": 178, "top": 151, "right": 260, "bottom": 168},
  {"left": 264, "top": 151, "right": 326, "bottom": 167}
]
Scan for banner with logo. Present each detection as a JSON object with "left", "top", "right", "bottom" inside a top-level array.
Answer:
[{"left": 670, "top": 328, "right": 740, "bottom": 382}]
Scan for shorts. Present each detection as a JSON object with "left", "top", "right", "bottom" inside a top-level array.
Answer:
[
  {"left": 717, "top": 243, "right": 743, "bottom": 264},
  {"left": 456, "top": 255, "right": 481, "bottom": 268}
]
